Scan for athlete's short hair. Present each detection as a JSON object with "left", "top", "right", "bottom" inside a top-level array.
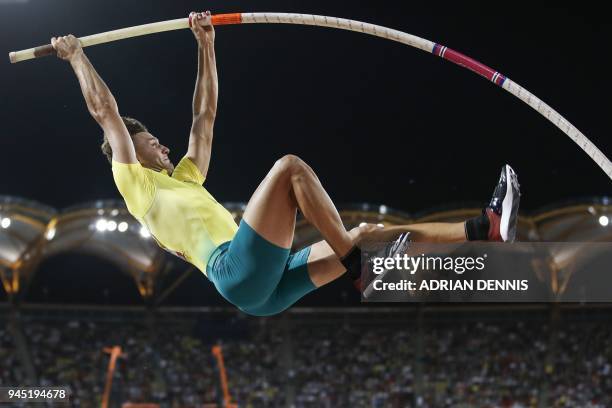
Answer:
[{"left": 100, "top": 116, "right": 148, "bottom": 164}]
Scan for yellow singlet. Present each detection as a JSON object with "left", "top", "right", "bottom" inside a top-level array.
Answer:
[{"left": 111, "top": 157, "right": 238, "bottom": 274}]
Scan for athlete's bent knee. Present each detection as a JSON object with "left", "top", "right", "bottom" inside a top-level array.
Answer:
[
  {"left": 274, "top": 154, "right": 311, "bottom": 181},
  {"left": 275, "top": 154, "right": 303, "bottom": 170}
]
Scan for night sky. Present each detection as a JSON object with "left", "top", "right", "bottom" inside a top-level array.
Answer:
[{"left": 1, "top": 2, "right": 610, "bottom": 304}]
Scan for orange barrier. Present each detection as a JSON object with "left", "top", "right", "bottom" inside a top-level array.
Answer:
[
  {"left": 211, "top": 345, "right": 236, "bottom": 408},
  {"left": 102, "top": 346, "right": 124, "bottom": 408}
]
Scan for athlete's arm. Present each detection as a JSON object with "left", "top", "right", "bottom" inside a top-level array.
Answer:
[
  {"left": 186, "top": 11, "right": 217, "bottom": 179},
  {"left": 52, "top": 35, "right": 137, "bottom": 164}
]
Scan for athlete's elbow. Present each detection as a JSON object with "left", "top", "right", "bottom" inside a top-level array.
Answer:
[
  {"left": 192, "top": 111, "right": 216, "bottom": 131},
  {"left": 206, "top": 104, "right": 217, "bottom": 119},
  {"left": 89, "top": 101, "right": 118, "bottom": 122},
  {"left": 197, "top": 105, "right": 216, "bottom": 119}
]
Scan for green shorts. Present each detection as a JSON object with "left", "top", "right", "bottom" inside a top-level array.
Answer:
[{"left": 206, "top": 220, "right": 316, "bottom": 316}]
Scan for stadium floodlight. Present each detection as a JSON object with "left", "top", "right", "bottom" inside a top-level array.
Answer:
[
  {"left": 599, "top": 216, "right": 609, "bottom": 227},
  {"left": 1, "top": 217, "right": 10, "bottom": 229},
  {"left": 107, "top": 220, "right": 117, "bottom": 232},
  {"left": 379, "top": 205, "right": 388, "bottom": 214},
  {"left": 96, "top": 219, "right": 108, "bottom": 232},
  {"left": 140, "top": 226, "right": 151, "bottom": 238},
  {"left": 46, "top": 228, "right": 56, "bottom": 240},
  {"left": 118, "top": 222, "right": 128, "bottom": 232}
]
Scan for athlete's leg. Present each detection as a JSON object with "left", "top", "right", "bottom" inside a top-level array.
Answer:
[
  {"left": 306, "top": 222, "right": 466, "bottom": 287},
  {"left": 358, "top": 222, "right": 465, "bottom": 244},
  {"left": 212, "top": 154, "right": 354, "bottom": 315},
  {"left": 306, "top": 163, "right": 522, "bottom": 287},
  {"left": 238, "top": 222, "right": 466, "bottom": 315},
  {"left": 242, "top": 154, "right": 353, "bottom": 256}
]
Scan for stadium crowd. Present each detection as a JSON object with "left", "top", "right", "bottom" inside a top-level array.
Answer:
[{"left": 0, "top": 311, "right": 611, "bottom": 407}]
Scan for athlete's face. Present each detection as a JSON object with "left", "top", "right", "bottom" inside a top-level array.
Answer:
[{"left": 133, "top": 132, "right": 175, "bottom": 174}]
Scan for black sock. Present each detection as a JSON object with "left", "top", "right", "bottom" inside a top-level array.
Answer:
[
  {"left": 340, "top": 246, "right": 362, "bottom": 280},
  {"left": 465, "top": 213, "right": 490, "bottom": 241}
]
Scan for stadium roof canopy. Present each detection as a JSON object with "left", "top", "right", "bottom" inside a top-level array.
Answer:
[{"left": 0, "top": 196, "right": 610, "bottom": 304}]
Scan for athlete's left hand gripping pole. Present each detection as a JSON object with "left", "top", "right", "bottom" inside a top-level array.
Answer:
[{"left": 8, "top": 13, "right": 242, "bottom": 63}]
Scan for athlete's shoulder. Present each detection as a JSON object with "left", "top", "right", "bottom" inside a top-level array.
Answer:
[{"left": 172, "top": 156, "right": 205, "bottom": 185}]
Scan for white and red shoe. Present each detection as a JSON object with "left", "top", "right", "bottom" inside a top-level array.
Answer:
[{"left": 486, "top": 164, "right": 520, "bottom": 242}]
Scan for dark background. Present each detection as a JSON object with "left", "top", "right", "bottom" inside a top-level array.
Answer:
[{"left": 1, "top": 2, "right": 610, "bottom": 305}]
